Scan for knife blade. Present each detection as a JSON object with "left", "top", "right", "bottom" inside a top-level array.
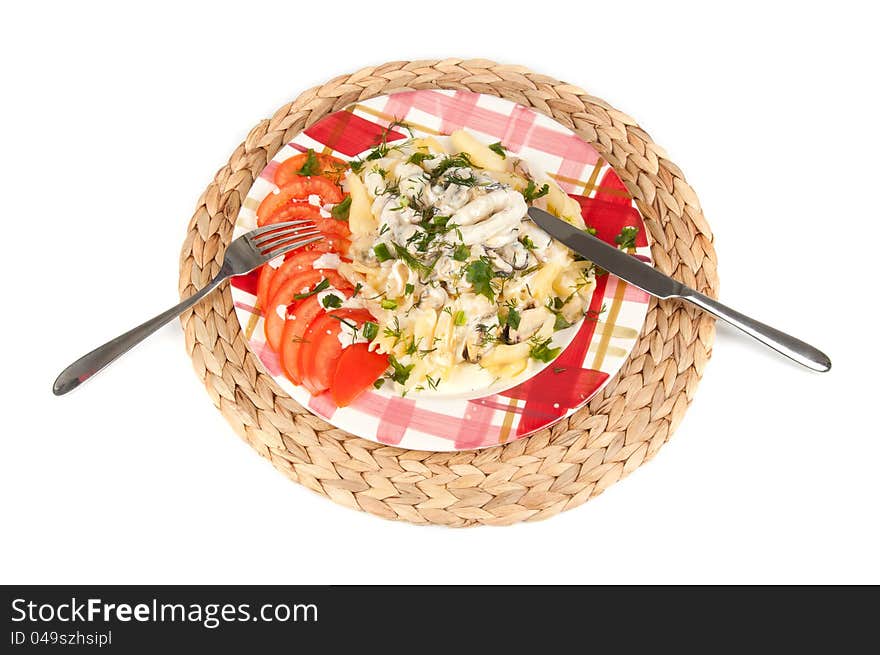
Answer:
[
  {"left": 527, "top": 206, "right": 831, "bottom": 372},
  {"left": 528, "top": 207, "right": 682, "bottom": 299}
]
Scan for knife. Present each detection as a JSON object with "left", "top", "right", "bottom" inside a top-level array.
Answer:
[{"left": 528, "top": 207, "right": 831, "bottom": 372}]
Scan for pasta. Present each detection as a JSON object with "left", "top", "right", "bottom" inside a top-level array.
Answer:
[{"left": 336, "top": 127, "right": 598, "bottom": 393}]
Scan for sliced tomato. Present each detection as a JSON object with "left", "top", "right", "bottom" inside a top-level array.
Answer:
[
  {"left": 263, "top": 269, "right": 351, "bottom": 352},
  {"left": 275, "top": 151, "right": 349, "bottom": 186},
  {"left": 314, "top": 216, "right": 351, "bottom": 239},
  {"left": 279, "top": 296, "right": 325, "bottom": 385},
  {"left": 331, "top": 344, "right": 389, "bottom": 407},
  {"left": 256, "top": 178, "right": 344, "bottom": 225},
  {"left": 266, "top": 250, "right": 327, "bottom": 303},
  {"left": 300, "top": 309, "right": 374, "bottom": 394},
  {"left": 315, "top": 235, "right": 350, "bottom": 255},
  {"left": 258, "top": 201, "right": 320, "bottom": 227},
  {"left": 256, "top": 264, "right": 276, "bottom": 313}
]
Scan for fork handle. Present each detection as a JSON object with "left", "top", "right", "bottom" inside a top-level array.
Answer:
[
  {"left": 53, "top": 274, "right": 227, "bottom": 395},
  {"left": 679, "top": 288, "right": 831, "bottom": 372}
]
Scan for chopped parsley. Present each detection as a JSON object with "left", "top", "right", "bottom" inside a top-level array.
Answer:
[
  {"left": 553, "top": 313, "right": 571, "bottom": 330},
  {"left": 520, "top": 235, "right": 536, "bottom": 251},
  {"left": 387, "top": 355, "right": 414, "bottom": 385},
  {"left": 295, "top": 149, "right": 321, "bottom": 176},
  {"left": 615, "top": 225, "right": 639, "bottom": 250},
  {"left": 293, "top": 278, "right": 330, "bottom": 300},
  {"left": 321, "top": 293, "right": 343, "bottom": 309},
  {"left": 453, "top": 310, "right": 467, "bottom": 326},
  {"left": 404, "top": 283, "right": 414, "bottom": 296},
  {"left": 373, "top": 243, "right": 393, "bottom": 262},
  {"left": 504, "top": 305, "right": 521, "bottom": 330},
  {"left": 373, "top": 378, "right": 385, "bottom": 389},
  {"left": 488, "top": 142, "right": 507, "bottom": 159},
  {"left": 352, "top": 282, "right": 363, "bottom": 297},
  {"left": 362, "top": 321, "right": 379, "bottom": 341},
  {"left": 380, "top": 298, "right": 398, "bottom": 310},
  {"left": 349, "top": 158, "right": 365, "bottom": 173},
  {"left": 408, "top": 151, "right": 435, "bottom": 165},
  {"left": 465, "top": 258, "right": 494, "bottom": 302},
  {"left": 522, "top": 179, "right": 550, "bottom": 203},
  {"left": 529, "top": 336, "right": 561, "bottom": 363},
  {"left": 452, "top": 243, "right": 470, "bottom": 262},
  {"left": 330, "top": 195, "right": 351, "bottom": 221}
]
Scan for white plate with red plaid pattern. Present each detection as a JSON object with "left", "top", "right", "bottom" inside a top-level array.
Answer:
[{"left": 230, "top": 90, "right": 651, "bottom": 451}]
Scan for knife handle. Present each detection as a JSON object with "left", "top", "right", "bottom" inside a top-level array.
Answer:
[{"left": 679, "top": 289, "right": 831, "bottom": 372}]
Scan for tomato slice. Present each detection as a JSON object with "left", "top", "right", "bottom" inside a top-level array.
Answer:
[
  {"left": 279, "top": 296, "right": 325, "bottom": 385},
  {"left": 299, "top": 309, "right": 374, "bottom": 394},
  {"left": 263, "top": 269, "right": 351, "bottom": 352},
  {"left": 275, "top": 152, "right": 349, "bottom": 186},
  {"left": 314, "top": 216, "right": 351, "bottom": 239},
  {"left": 256, "top": 264, "right": 276, "bottom": 312},
  {"left": 317, "top": 235, "right": 350, "bottom": 255},
  {"left": 266, "top": 250, "right": 327, "bottom": 304},
  {"left": 331, "top": 344, "right": 389, "bottom": 407},
  {"left": 258, "top": 201, "right": 320, "bottom": 227},
  {"left": 256, "top": 178, "right": 344, "bottom": 225}
]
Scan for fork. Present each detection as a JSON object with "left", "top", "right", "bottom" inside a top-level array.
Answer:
[{"left": 53, "top": 221, "right": 323, "bottom": 396}]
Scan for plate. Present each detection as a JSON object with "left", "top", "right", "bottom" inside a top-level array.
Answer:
[{"left": 230, "top": 90, "right": 651, "bottom": 451}]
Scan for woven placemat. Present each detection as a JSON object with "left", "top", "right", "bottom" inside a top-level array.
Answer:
[{"left": 178, "top": 59, "right": 718, "bottom": 526}]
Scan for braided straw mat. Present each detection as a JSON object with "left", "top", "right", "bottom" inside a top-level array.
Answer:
[{"left": 178, "top": 59, "right": 718, "bottom": 527}]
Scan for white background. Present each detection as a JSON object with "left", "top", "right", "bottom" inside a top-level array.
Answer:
[{"left": 2, "top": 1, "right": 877, "bottom": 584}]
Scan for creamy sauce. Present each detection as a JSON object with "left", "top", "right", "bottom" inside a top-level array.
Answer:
[{"left": 342, "top": 131, "right": 598, "bottom": 395}]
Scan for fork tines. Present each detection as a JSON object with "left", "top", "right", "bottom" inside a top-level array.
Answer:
[{"left": 250, "top": 221, "right": 323, "bottom": 258}]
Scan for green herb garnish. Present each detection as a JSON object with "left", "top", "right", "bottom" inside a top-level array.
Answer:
[
  {"left": 529, "top": 336, "right": 561, "bottom": 363},
  {"left": 362, "top": 321, "right": 379, "bottom": 341},
  {"left": 445, "top": 171, "right": 483, "bottom": 187},
  {"left": 391, "top": 242, "right": 435, "bottom": 273},
  {"left": 615, "top": 225, "right": 639, "bottom": 250},
  {"left": 404, "top": 283, "right": 414, "bottom": 296},
  {"left": 387, "top": 355, "right": 414, "bottom": 385},
  {"left": 296, "top": 149, "right": 321, "bottom": 176},
  {"left": 352, "top": 282, "right": 363, "bottom": 297},
  {"left": 322, "top": 293, "right": 343, "bottom": 309},
  {"left": 373, "top": 378, "right": 385, "bottom": 389},
  {"left": 331, "top": 195, "right": 351, "bottom": 221},
  {"left": 430, "top": 152, "right": 475, "bottom": 181},
  {"left": 465, "top": 258, "right": 494, "bottom": 302},
  {"left": 453, "top": 310, "right": 467, "bottom": 326},
  {"left": 520, "top": 235, "right": 536, "bottom": 251},
  {"left": 383, "top": 317, "right": 402, "bottom": 345},
  {"left": 522, "top": 179, "right": 550, "bottom": 203},
  {"left": 504, "top": 306, "right": 521, "bottom": 330},
  {"left": 553, "top": 313, "right": 571, "bottom": 330},
  {"left": 381, "top": 298, "right": 398, "bottom": 310},
  {"left": 408, "top": 151, "right": 435, "bottom": 165},
  {"left": 453, "top": 243, "right": 470, "bottom": 262},
  {"left": 488, "top": 142, "right": 507, "bottom": 159},
  {"left": 293, "top": 278, "right": 330, "bottom": 300},
  {"left": 373, "top": 243, "right": 393, "bottom": 262}
]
